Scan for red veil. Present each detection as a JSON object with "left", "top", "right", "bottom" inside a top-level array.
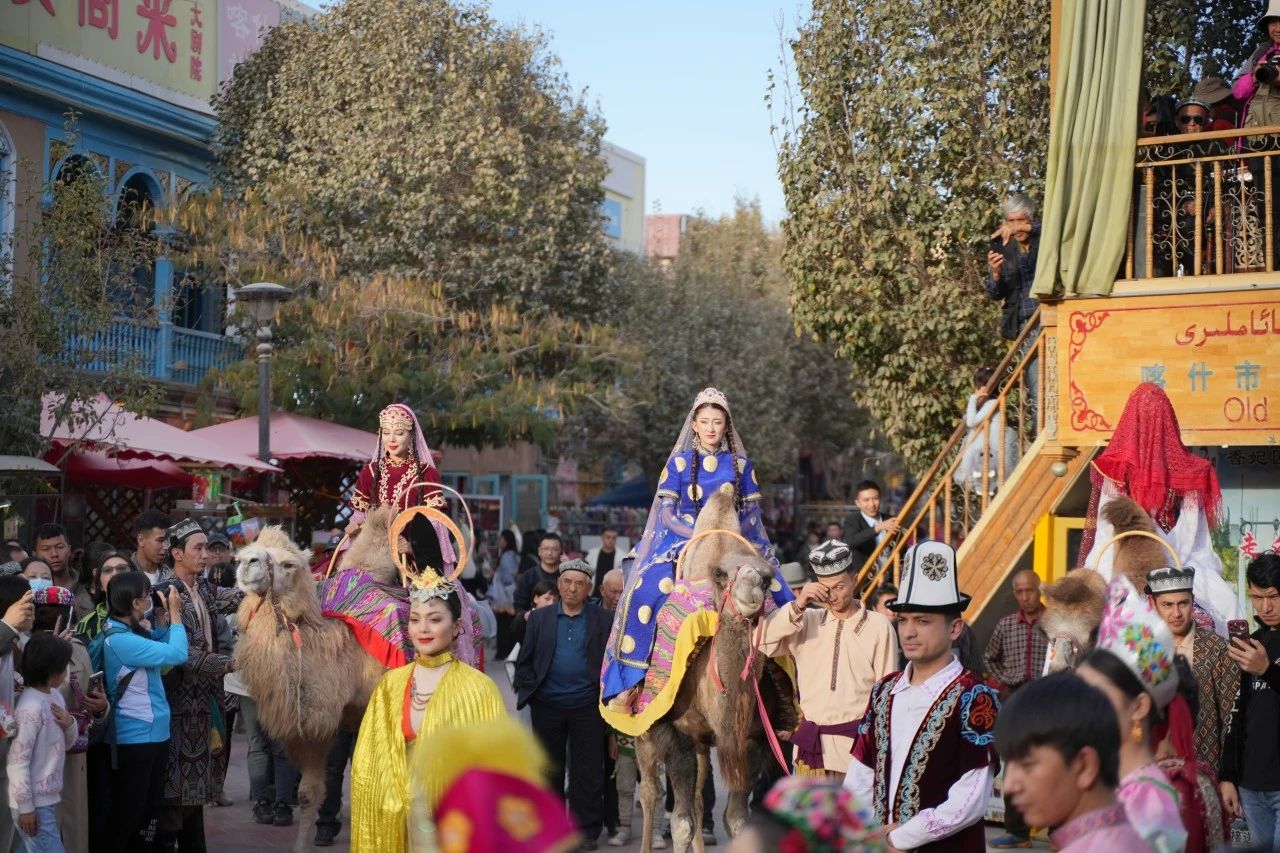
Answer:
[{"left": 1078, "top": 383, "right": 1222, "bottom": 564}]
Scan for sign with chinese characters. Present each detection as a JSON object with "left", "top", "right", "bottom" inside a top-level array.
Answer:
[
  {"left": 1060, "top": 289, "right": 1280, "bottom": 446},
  {"left": 217, "top": 0, "right": 278, "bottom": 87},
  {"left": 2, "top": 0, "right": 216, "bottom": 102}
]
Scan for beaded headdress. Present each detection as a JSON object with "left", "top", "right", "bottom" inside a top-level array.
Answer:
[
  {"left": 409, "top": 566, "right": 455, "bottom": 605},
  {"left": 692, "top": 387, "right": 729, "bottom": 410},
  {"left": 378, "top": 404, "right": 416, "bottom": 433}
]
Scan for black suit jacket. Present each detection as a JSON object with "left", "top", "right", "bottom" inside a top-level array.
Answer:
[
  {"left": 846, "top": 512, "right": 889, "bottom": 571},
  {"left": 513, "top": 601, "right": 612, "bottom": 710}
]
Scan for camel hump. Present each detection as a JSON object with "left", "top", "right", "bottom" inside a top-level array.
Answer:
[{"left": 1102, "top": 495, "right": 1155, "bottom": 534}]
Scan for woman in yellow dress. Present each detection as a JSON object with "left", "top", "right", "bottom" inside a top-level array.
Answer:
[{"left": 350, "top": 566, "right": 506, "bottom": 853}]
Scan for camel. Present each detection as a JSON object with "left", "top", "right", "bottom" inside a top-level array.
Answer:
[
  {"left": 635, "top": 484, "right": 798, "bottom": 853},
  {"left": 233, "top": 507, "right": 401, "bottom": 853}
]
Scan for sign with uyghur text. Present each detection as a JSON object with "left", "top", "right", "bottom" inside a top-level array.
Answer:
[
  {"left": 1060, "top": 289, "right": 1280, "bottom": 446},
  {"left": 1, "top": 0, "right": 217, "bottom": 102}
]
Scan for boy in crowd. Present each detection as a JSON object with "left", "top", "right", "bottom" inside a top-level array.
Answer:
[{"left": 995, "top": 672, "right": 1145, "bottom": 851}]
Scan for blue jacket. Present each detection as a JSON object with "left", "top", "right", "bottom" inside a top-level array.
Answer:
[{"left": 100, "top": 617, "right": 189, "bottom": 744}]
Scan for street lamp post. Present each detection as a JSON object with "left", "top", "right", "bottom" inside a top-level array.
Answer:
[{"left": 236, "top": 282, "right": 293, "bottom": 500}]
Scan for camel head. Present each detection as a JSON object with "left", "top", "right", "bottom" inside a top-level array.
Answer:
[
  {"left": 337, "top": 506, "right": 400, "bottom": 585},
  {"left": 236, "top": 525, "right": 312, "bottom": 598},
  {"left": 714, "top": 556, "right": 774, "bottom": 621},
  {"left": 1040, "top": 568, "right": 1108, "bottom": 674}
]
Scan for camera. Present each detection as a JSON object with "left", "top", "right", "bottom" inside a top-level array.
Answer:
[
  {"left": 151, "top": 578, "right": 183, "bottom": 608},
  {"left": 1256, "top": 55, "right": 1280, "bottom": 86}
]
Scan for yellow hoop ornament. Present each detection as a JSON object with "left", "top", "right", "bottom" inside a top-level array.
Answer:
[
  {"left": 674, "top": 528, "right": 760, "bottom": 581},
  {"left": 389, "top": 505, "right": 469, "bottom": 585},
  {"left": 1089, "top": 530, "right": 1182, "bottom": 573}
]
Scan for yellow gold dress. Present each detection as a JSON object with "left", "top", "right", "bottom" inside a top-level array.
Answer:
[{"left": 350, "top": 653, "right": 506, "bottom": 853}]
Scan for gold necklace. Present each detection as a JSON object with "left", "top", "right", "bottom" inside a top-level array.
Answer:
[{"left": 409, "top": 653, "right": 453, "bottom": 710}]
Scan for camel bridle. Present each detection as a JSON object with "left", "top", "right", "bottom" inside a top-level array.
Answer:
[
  {"left": 242, "top": 548, "right": 306, "bottom": 736},
  {"left": 686, "top": 529, "right": 791, "bottom": 777}
]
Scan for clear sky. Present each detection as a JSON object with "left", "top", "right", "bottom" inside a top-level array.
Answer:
[{"left": 481, "top": 0, "right": 808, "bottom": 223}]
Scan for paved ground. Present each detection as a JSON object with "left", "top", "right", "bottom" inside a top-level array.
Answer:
[{"left": 204, "top": 655, "right": 1032, "bottom": 851}]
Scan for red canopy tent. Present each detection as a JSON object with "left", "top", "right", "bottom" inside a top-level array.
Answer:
[
  {"left": 53, "top": 450, "right": 194, "bottom": 490},
  {"left": 187, "top": 411, "right": 376, "bottom": 462},
  {"left": 187, "top": 411, "right": 443, "bottom": 467},
  {"left": 41, "top": 394, "right": 280, "bottom": 473}
]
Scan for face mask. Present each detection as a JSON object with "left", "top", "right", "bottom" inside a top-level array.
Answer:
[{"left": 27, "top": 579, "right": 52, "bottom": 594}]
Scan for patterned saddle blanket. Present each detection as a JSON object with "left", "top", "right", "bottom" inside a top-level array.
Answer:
[
  {"left": 320, "top": 568, "right": 412, "bottom": 669},
  {"left": 633, "top": 578, "right": 717, "bottom": 717}
]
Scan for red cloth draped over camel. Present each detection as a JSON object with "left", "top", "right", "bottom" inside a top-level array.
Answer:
[{"left": 1077, "top": 383, "right": 1240, "bottom": 635}]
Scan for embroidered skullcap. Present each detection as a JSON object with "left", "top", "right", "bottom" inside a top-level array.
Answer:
[
  {"left": 761, "top": 776, "right": 883, "bottom": 852},
  {"left": 557, "top": 559, "right": 594, "bottom": 580},
  {"left": 1145, "top": 566, "right": 1195, "bottom": 597},
  {"left": 1096, "top": 575, "right": 1179, "bottom": 710},
  {"left": 0, "top": 562, "right": 20, "bottom": 578},
  {"left": 32, "top": 586, "right": 74, "bottom": 608},
  {"left": 891, "top": 541, "right": 971, "bottom": 613},
  {"left": 808, "top": 540, "right": 853, "bottom": 577},
  {"left": 167, "top": 518, "right": 205, "bottom": 549}
]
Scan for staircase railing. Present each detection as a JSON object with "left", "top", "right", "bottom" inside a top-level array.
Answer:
[{"left": 856, "top": 308, "right": 1047, "bottom": 600}]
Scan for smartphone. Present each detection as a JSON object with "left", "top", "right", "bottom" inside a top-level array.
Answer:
[
  {"left": 89, "top": 671, "right": 104, "bottom": 695},
  {"left": 1228, "top": 619, "right": 1251, "bottom": 643}
]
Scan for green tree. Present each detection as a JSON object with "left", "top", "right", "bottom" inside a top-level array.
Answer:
[
  {"left": 175, "top": 189, "right": 630, "bottom": 449},
  {"left": 1144, "top": 0, "right": 1261, "bottom": 96},
  {"left": 774, "top": 0, "right": 1049, "bottom": 470},
  {"left": 213, "top": 0, "right": 613, "bottom": 319},
  {"left": 559, "top": 200, "right": 868, "bottom": 487},
  {"left": 0, "top": 127, "right": 160, "bottom": 459}
]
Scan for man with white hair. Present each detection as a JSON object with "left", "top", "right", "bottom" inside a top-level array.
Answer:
[{"left": 985, "top": 193, "right": 1042, "bottom": 403}]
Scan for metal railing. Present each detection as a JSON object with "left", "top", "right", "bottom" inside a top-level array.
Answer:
[
  {"left": 1125, "top": 125, "right": 1280, "bottom": 280},
  {"left": 856, "top": 309, "right": 1046, "bottom": 600},
  {"left": 171, "top": 326, "right": 243, "bottom": 385},
  {"left": 67, "top": 317, "right": 241, "bottom": 385}
]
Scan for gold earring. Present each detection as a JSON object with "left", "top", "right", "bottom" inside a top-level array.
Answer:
[{"left": 1130, "top": 719, "right": 1144, "bottom": 743}]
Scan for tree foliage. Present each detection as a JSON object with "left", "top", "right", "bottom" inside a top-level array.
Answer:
[
  {"left": 174, "top": 189, "right": 629, "bottom": 449},
  {"left": 1144, "top": 0, "right": 1261, "bottom": 95},
  {"left": 0, "top": 128, "right": 160, "bottom": 459},
  {"left": 776, "top": 1, "right": 1259, "bottom": 472},
  {"left": 213, "top": 0, "right": 613, "bottom": 319},
  {"left": 774, "top": 0, "right": 1049, "bottom": 470},
  {"left": 559, "top": 200, "right": 869, "bottom": 487}
]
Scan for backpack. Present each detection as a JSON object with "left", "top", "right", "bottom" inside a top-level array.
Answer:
[{"left": 86, "top": 624, "right": 140, "bottom": 765}]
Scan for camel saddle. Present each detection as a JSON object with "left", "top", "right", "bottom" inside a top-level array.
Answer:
[{"left": 320, "top": 568, "right": 413, "bottom": 669}]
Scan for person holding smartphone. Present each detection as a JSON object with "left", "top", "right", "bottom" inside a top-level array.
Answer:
[{"left": 1221, "top": 553, "right": 1280, "bottom": 848}]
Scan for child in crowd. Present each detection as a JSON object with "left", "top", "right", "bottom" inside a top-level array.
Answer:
[
  {"left": 995, "top": 672, "right": 1146, "bottom": 852},
  {"left": 8, "top": 633, "right": 78, "bottom": 853},
  {"left": 953, "top": 367, "right": 1019, "bottom": 493}
]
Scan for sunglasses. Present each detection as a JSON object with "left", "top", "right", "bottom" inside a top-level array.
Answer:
[{"left": 1178, "top": 115, "right": 1207, "bottom": 126}]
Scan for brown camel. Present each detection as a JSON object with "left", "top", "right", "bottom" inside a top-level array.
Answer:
[
  {"left": 233, "top": 507, "right": 400, "bottom": 853},
  {"left": 635, "top": 484, "right": 797, "bottom": 853}
]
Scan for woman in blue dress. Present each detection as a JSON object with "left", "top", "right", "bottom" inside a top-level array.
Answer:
[{"left": 601, "top": 387, "right": 794, "bottom": 709}]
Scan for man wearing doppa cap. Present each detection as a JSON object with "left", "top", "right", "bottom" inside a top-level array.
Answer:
[
  {"left": 845, "top": 542, "right": 999, "bottom": 852},
  {"left": 760, "top": 540, "right": 896, "bottom": 779},
  {"left": 514, "top": 558, "right": 612, "bottom": 849}
]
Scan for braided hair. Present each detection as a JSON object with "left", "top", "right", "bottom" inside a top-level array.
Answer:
[{"left": 690, "top": 403, "right": 745, "bottom": 514}]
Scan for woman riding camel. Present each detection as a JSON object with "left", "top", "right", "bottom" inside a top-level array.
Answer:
[
  {"left": 346, "top": 403, "right": 455, "bottom": 573},
  {"left": 601, "top": 387, "right": 794, "bottom": 710}
]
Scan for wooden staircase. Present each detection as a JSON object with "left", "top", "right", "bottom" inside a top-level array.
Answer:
[{"left": 953, "top": 436, "right": 1093, "bottom": 618}]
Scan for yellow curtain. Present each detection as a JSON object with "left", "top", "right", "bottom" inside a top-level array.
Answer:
[{"left": 1032, "top": 0, "right": 1146, "bottom": 297}]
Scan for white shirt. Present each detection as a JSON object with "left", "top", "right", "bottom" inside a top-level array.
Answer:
[
  {"left": 845, "top": 655, "right": 993, "bottom": 850},
  {"left": 860, "top": 512, "right": 886, "bottom": 546}
]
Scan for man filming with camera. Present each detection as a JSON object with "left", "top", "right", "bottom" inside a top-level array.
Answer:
[{"left": 1233, "top": 1, "right": 1280, "bottom": 269}]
